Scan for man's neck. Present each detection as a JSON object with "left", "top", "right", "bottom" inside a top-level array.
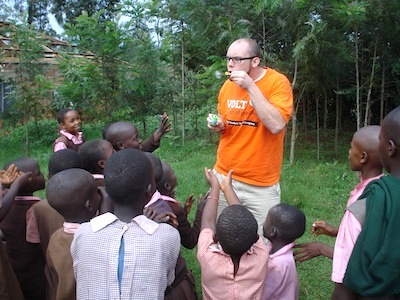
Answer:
[{"left": 250, "top": 66, "right": 266, "bottom": 82}]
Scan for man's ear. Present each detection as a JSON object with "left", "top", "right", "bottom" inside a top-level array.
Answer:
[
  {"left": 388, "top": 140, "right": 397, "bottom": 157},
  {"left": 251, "top": 56, "right": 261, "bottom": 68}
]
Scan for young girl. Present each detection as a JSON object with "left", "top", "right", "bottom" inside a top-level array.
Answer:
[{"left": 53, "top": 108, "right": 85, "bottom": 152}]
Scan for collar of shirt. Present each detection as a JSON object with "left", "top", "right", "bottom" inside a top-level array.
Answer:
[
  {"left": 60, "top": 129, "right": 83, "bottom": 144},
  {"left": 145, "top": 190, "right": 162, "bottom": 207},
  {"left": 355, "top": 173, "right": 384, "bottom": 191},
  {"left": 160, "top": 194, "right": 179, "bottom": 204},
  {"left": 268, "top": 241, "right": 295, "bottom": 258},
  {"left": 92, "top": 174, "right": 104, "bottom": 180},
  {"left": 14, "top": 196, "right": 42, "bottom": 201},
  {"left": 63, "top": 222, "right": 80, "bottom": 234},
  {"left": 208, "top": 239, "right": 258, "bottom": 256},
  {"left": 90, "top": 212, "right": 159, "bottom": 235}
]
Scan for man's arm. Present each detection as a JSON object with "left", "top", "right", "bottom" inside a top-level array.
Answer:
[{"left": 229, "top": 70, "right": 292, "bottom": 134}]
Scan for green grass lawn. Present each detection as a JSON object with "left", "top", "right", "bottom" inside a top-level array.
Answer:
[{"left": 0, "top": 122, "right": 357, "bottom": 299}]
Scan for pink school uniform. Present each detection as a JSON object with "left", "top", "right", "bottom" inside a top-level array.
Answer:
[
  {"left": 262, "top": 242, "right": 299, "bottom": 300},
  {"left": 331, "top": 174, "right": 383, "bottom": 283},
  {"left": 53, "top": 130, "right": 85, "bottom": 152},
  {"left": 197, "top": 228, "right": 268, "bottom": 300}
]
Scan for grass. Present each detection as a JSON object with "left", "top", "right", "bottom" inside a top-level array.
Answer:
[{"left": 0, "top": 121, "right": 358, "bottom": 299}]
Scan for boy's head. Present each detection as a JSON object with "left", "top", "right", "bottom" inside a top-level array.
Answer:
[
  {"left": 263, "top": 204, "right": 306, "bottom": 244},
  {"left": 46, "top": 168, "right": 101, "bottom": 223},
  {"left": 104, "top": 148, "right": 155, "bottom": 209},
  {"left": 79, "top": 139, "right": 115, "bottom": 174},
  {"left": 379, "top": 106, "right": 400, "bottom": 174},
  {"left": 157, "top": 161, "right": 178, "bottom": 198},
  {"left": 4, "top": 157, "right": 45, "bottom": 194},
  {"left": 216, "top": 205, "right": 258, "bottom": 256},
  {"left": 57, "top": 108, "right": 81, "bottom": 135},
  {"left": 349, "top": 125, "right": 382, "bottom": 172},
  {"left": 105, "top": 122, "right": 142, "bottom": 151},
  {"left": 144, "top": 152, "right": 163, "bottom": 184},
  {"left": 48, "top": 149, "right": 82, "bottom": 178}
]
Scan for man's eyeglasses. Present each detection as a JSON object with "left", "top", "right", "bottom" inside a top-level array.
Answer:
[{"left": 226, "top": 56, "right": 257, "bottom": 63}]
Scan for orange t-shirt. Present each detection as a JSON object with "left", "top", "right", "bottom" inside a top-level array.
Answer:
[{"left": 214, "top": 67, "right": 293, "bottom": 186}]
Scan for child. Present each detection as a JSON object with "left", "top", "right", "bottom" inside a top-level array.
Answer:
[
  {"left": 79, "top": 139, "right": 115, "bottom": 186},
  {"left": 145, "top": 154, "right": 199, "bottom": 300},
  {"left": 104, "top": 112, "right": 171, "bottom": 152},
  {"left": 78, "top": 139, "right": 115, "bottom": 213},
  {"left": 343, "top": 107, "right": 400, "bottom": 298},
  {"left": 53, "top": 108, "right": 85, "bottom": 152},
  {"left": 261, "top": 203, "right": 306, "bottom": 300},
  {"left": 0, "top": 157, "right": 46, "bottom": 300},
  {"left": 293, "top": 125, "right": 383, "bottom": 299},
  {"left": 26, "top": 149, "right": 83, "bottom": 256},
  {"left": 71, "top": 149, "right": 180, "bottom": 299},
  {"left": 157, "top": 160, "right": 205, "bottom": 250},
  {"left": 46, "top": 168, "right": 102, "bottom": 300},
  {"left": 0, "top": 167, "right": 31, "bottom": 300},
  {"left": 197, "top": 168, "right": 268, "bottom": 299}
]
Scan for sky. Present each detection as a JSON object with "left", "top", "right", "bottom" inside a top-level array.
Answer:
[{"left": 48, "top": 13, "right": 64, "bottom": 34}]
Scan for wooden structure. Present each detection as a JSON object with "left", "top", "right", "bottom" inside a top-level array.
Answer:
[{"left": 0, "top": 21, "right": 94, "bottom": 112}]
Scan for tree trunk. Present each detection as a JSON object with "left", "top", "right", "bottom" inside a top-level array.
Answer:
[
  {"left": 355, "top": 27, "right": 361, "bottom": 130},
  {"left": 380, "top": 62, "right": 385, "bottom": 124},
  {"left": 289, "top": 58, "right": 298, "bottom": 165},
  {"left": 315, "top": 91, "right": 320, "bottom": 161},
  {"left": 181, "top": 19, "right": 185, "bottom": 146},
  {"left": 334, "top": 77, "right": 340, "bottom": 160},
  {"left": 364, "top": 37, "right": 378, "bottom": 127},
  {"left": 323, "top": 89, "right": 328, "bottom": 130}
]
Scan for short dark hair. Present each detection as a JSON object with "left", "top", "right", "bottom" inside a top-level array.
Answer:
[
  {"left": 46, "top": 168, "right": 96, "bottom": 219},
  {"left": 105, "top": 122, "right": 137, "bottom": 150},
  {"left": 48, "top": 149, "right": 82, "bottom": 178},
  {"left": 216, "top": 205, "right": 259, "bottom": 256},
  {"left": 104, "top": 148, "right": 153, "bottom": 205},
  {"left": 144, "top": 152, "right": 163, "bottom": 183},
  {"left": 56, "top": 108, "right": 73, "bottom": 124},
  {"left": 79, "top": 139, "right": 105, "bottom": 174},
  {"left": 383, "top": 106, "right": 400, "bottom": 147},
  {"left": 102, "top": 123, "right": 112, "bottom": 140},
  {"left": 270, "top": 204, "right": 306, "bottom": 243},
  {"left": 4, "top": 157, "right": 36, "bottom": 172}
]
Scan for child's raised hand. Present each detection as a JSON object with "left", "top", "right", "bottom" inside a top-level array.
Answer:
[
  {"left": 311, "top": 220, "right": 337, "bottom": 237},
  {"left": 183, "top": 193, "right": 195, "bottom": 215},
  {"left": 0, "top": 164, "right": 20, "bottom": 187},
  {"left": 153, "top": 112, "right": 172, "bottom": 144},
  {"left": 204, "top": 168, "right": 219, "bottom": 189},
  {"left": 220, "top": 169, "right": 233, "bottom": 193}
]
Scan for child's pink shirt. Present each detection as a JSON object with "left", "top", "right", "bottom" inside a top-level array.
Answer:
[
  {"left": 262, "top": 242, "right": 298, "bottom": 300},
  {"left": 53, "top": 130, "right": 84, "bottom": 152},
  {"left": 332, "top": 174, "right": 383, "bottom": 283},
  {"left": 197, "top": 228, "right": 268, "bottom": 300}
]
